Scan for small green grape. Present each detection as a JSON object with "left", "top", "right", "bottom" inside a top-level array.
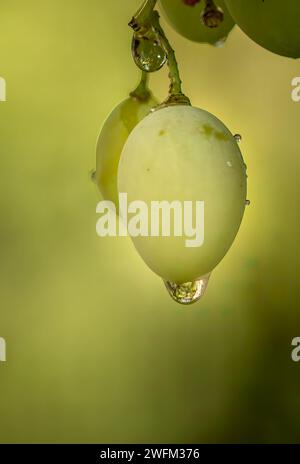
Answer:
[
  {"left": 96, "top": 93, "right": 158, "bottom": 210},
  {"left": 225, "top": 0, "right": 300, "bottom": 58},
  {"left": 160, "top": 0, "right": 235, "bottom": 45},
  {"left": 118, "top": 105, "right": 247, "bottom": 283}
]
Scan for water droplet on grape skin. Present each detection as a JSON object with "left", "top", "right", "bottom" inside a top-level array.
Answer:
[
  {"left": 131, "top": 33, "right": 167, "bottom": 73},
  {"left": 234, "top": 134, "right": 242, "bottom": 143},
  {"left": 164, "top": 274, "right": 211, "bottom": 305}
]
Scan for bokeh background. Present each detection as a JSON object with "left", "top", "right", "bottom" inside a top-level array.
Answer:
[{"left": 0, "top": 0, "right": 300, "bottom": 444}]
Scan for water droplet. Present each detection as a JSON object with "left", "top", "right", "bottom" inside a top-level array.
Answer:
[
  {"left": 132, "top": 30, "right": 167, "bottom": 73},
  {"left": 164, "top": 274, "right": 211, "bottom": 305},
  {"left": 213, "top": 36, "right": 227, "bottom": 48},
  {"left": 234, "top": 134, "right": 242, "bottom": 143},
  {"left": 90, "top": 170, "right": 96, "bottom": 183},
  {"left": 245, "top": 199, "right": 251, "bottom": 206}
]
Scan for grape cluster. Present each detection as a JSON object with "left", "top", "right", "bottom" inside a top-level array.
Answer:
[
  {"left": 95, "top": 0, "right": 300, "bottom": 303},
  {"left": 95, "top": 0, "right": 251, "bottom": 304}
]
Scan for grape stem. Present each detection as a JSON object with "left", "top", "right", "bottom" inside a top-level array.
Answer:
[
  {"left": 152, "top": 11, "right": 191, "bottom": 107},
  {"left": 129, "top": 1, "right": 191, "bottom": 107},
  {"left": 202, "top": 0, "right": 224, "bottom": 28},
  {"left": 129, "top": 0, "right": 158, "bottom": 32},
  {"left": 130, "top": 71, "right": 152, "bottom": 101}
]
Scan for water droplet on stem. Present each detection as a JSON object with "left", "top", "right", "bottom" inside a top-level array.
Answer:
[{"left": 132, "top": 30, "right": 167, "bottom": 73}]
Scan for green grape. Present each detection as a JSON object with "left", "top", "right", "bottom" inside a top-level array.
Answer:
[
  {"left": 160, "top": 0, "right": 235, "bottom": 46},
  {"left": 96, "top": 93, "right": 158, "bottom": 210},
  {"left": 225, "top": 0, "right": 300, "bottom": 58},
  {"left": 118, "top": 105, "right": 247, "bottom": 283}
]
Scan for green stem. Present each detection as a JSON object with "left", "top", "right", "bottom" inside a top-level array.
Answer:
[
  {"left": 152, "top": 12, "right": 191, "bottom": 106},
  {"left": 129, "top": 0, "right": 158, "bottom": 32},
  {"left": 129, "top": 1, "right": 191, "bottom": 107},
  {"left": 130, "top": 71, "right": 152, "bottom": 101}
]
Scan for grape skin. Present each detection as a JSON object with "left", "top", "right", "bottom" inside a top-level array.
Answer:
[
  {"left": 118, "top": 105, "right": 247, "bottom": 283},
  {"left": 160, "top": 0, "right": 235, "bottom": 45},
  {"left": 225, "top": 0, "right": 300, "bottom": 58},
  {"left": 96, "top": 95, "right": 158, "bottom": 210}
]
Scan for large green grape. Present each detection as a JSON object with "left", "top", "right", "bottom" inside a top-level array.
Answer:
[
  {"left": 118, "top": 105, "right": 247, "bottom": 283},
  {"left": 225, "top": 0, "right": 300, "bottom": 58},
  {"left": 96, "top": 94, "right": 158, "bottom": 209},
  {"left": 160, "top": 0, "right": 235, "bottom": 45}
]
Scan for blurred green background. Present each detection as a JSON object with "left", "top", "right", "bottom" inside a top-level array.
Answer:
[{"left": 0, "top": 0, "right": 300, "bottom": 444}]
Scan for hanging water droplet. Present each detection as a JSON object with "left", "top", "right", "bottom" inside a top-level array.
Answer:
[
  {"left": 234, "top": 134, "right": 242, "bottom": 143},
  {"left": 245, "top": 199, "right": 251, "bottom": 206},
  {"left": 213, "top": 36, "right": 228, "bottom": 48},
  {"left": 164, "top": 274, "right": 211, "bottom": 305},
  {"left": 132, "top": 31, "right": 167, "bottom": 73},
  {"left": 90, "top": 170, "right": 96, "bottom": 183}
]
